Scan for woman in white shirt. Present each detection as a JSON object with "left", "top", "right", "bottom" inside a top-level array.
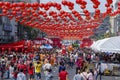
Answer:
[
  {"left": 87, "top": 69, "right": 94, "bottom": 80},
  {"left": 81, "top": 67, "right": 88, "bottom": 80}
]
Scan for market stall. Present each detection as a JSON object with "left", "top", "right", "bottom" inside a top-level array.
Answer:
[
  {"left": 90, "top": 36, "right": 120, "bottom": 53},
  {"left": 100, "top": 62, "right": 120, "bottom": 76},
  {"left": 91, "top": 36, "right": 120, "bottom": 76},
  {"left": 0, "top": 40, "right": 33, "bottom": 52}
]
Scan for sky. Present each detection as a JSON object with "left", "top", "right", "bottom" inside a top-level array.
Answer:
[{"left": 34, "top": 0, "right": 107, "bottom": 13}]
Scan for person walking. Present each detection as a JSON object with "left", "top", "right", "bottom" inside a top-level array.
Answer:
[
  {"left": 17, "top": 69, "right": 26, "bottom": 80},
  {"left": 59, "top": 62, "right": 66, "bottom": 73},
  {"left": 94, "top": 68, "right": 98, "bottom": 80},
  {"left": 28, "top": 63, "right": 34, "bottom": 80},
  {"left": 34, "top": 61, "right": 43, "bottom": 80},
  {"left": 81, "top": 67, "right": 88, "bottom": 80},
  {"left": 96, "top": 62, "right": 102, "bottom": 80},
  {"left": 43, "top": 59, "right": 52, "bottom": 80},
  {"left": 87, "top": 69, "right": 94, "bottom": 80},
  {"left": 0, "top": 60, "right": 6, "bottom": 80},
  {"left": 59, "top": 68, "right": 68, "bottom": 80},
  {"left": 9, "top": 64, "right": 14, "bottom": 80},
  {"left": 45, "top": 69, "right": 53, "bottom": 80},
  {"left": 73, "top": 69, "right": 83, "bottom": 80}
]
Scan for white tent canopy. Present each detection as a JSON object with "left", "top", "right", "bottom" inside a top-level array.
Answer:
[{"left": 90, "top": 36, "right": 120, "bottom": 53}]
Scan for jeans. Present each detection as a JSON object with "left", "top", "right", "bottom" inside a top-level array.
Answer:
[
  {"left": 96, "top": 73, "right": 102, "bottom": 80},
  {"left": 36, "top": 73, "right": 41, "bottom": 79}
]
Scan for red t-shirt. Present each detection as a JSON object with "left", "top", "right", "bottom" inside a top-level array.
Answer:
[
  {"left": 59, "top": 71, "right": 68, "bottom": 80},
  {"left": 28, "top": 66, "right": 34, "bottom": 75},
  {"left": 17, "top": 64, "right": 27, "bottom": 74},
  {"left": 23, "top": 64, "right": 27, "bottom": 74}
]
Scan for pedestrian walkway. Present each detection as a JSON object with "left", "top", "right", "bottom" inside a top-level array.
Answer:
[{"left": 1, "top": 67, "right": 120, "bottom": 80}]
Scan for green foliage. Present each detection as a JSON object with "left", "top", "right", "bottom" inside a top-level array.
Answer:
[
  {"left": 72, "top": 43, "right": 79, "bottom": 47},
  {"left": 91, "top": 31, "right": 115, "bottom": 40},
  {"left": 24, "top": 26, "right": 38, "bottom": 40}
]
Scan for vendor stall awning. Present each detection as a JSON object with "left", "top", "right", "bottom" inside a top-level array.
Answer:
[{"left": 90, "top": 36, "right": 120, "bottom": 53}]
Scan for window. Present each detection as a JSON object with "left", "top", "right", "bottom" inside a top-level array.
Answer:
[
  {"left": 0, "top": 9, "right": 2, "bottom": 25},
  {"left": 4, "top": 17, "right": 10, "bottom": 24}
]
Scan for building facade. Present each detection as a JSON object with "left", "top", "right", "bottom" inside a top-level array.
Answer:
[
  {"left": 0, "top": 0, "right": 30, "bottom": 43},
  {"left": 110, "top": 0, "right": 120, "bottom": 35},
  {"left": 0, "top": 14, "right": 18, "bottom": 43}
]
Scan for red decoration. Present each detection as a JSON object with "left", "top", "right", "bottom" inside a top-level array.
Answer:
[
  {"left": 0, "top": 2, "right": 3, "bottom": 7},
  {"left": 81, "top": 5, "right": 86, "bottom": 9},
  {"left": 0, "top": 1, "right": 118, "bottom": 40}
]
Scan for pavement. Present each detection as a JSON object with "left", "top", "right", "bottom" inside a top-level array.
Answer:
[{"left": 1, "top": 66, "right": 120, "bottom": 80}]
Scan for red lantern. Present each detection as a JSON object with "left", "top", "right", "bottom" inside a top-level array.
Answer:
[
  {"left": 96, "top": 1, "right": 100, "bottom": 6},
  {"left": 69, "top": 6, "right": 74, "bottom": 10},
  {"left": 43, "top": 13, "right": 47, "bottom": 17},
  {"left": 32, "top": 2, "right": 39, "bottom": 7},
  {"left": 26, "top": 9, "right": 31, "bottom": 13},
  {"left": 33, "top": 13, "right": 38, "bottom": 17},
  {"left": 8, "top": 15, "right": 13, "bottom": 20},
  {"left": 39, "top": 3, "right": 45, "bottom": 8},
  {"left": 83, "top": 10, "right": 88, "bottom": 13},
  {"left": 15, "top": 7, "right": 21, "bottom": 11},
  {"left": 53, "top": 2, "right": 57, "bottom": 7},
  {"left": 47, "top": 2, "right": 53, "bottom": 7},
  {"left": 95, "top": 9, "right": 100, "bottom": 14},
  {"left": 44, "top": 7, "right": 49, "bottom": 10},
  {"left": 118, "top": 2, "right": 120, "bottom": 6},
  {"left": 0, "top": 2, "right": 3, "bottom": 7},
  {"left": 107, "top": 7, "right": 112, "bottom": 14},
  {"left": 4, "top": 2, "right": 10, "bottom": 7},
  {"left": 93, "top": 5, "right": 98, "bottom": 9},
  {"left": 33, "top": 7, "right": 38, "bottom": 10},
  {"left": 56, "top": 4, "right": 61, "bottom": 10},
  {"left": 105, "top": 4, "right": 110, "bottom": 7},
  {"left": 81, "top": 5, "right": 86, "bottom": 9},
  {"left": 38, "top": 10, "right": 43, "bottom": 14},
  {"left": 15, "top": 18, "right": 19, "bottom": 22},
  {"left": 82, "top": 1, "right": 87, "bottom": 5},
  {"left": 2, "top": 9, "right": 7, "bottom": 14},
  {"left": 12, "top": 3, "right": 18, "bottom": 7},
  {"left": 26, "top": 3, "right": 31, "bottom": 7},
  {"left": 22, "top": 12, "right": 26, "bottom": 16},
  {"left": 16, "top": 16, "right": 21, "bottom": 20},
  {"left": 18, "top": 2, "right": 25, "bottom": 7},
  {"left": 62, "top": 0, "right": 67, "bottom": 5},
  {"left": 12, "top": 11, "right": 17, "bottom": 15}
]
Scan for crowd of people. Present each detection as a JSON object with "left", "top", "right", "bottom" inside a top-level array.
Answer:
[{"left": 0, "top": 48, "right": 110, "bottom": 80}]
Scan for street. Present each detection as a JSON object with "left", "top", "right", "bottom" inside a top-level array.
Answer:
[{"left": 1, "top": 66, "right": 120, "bottom": 80}]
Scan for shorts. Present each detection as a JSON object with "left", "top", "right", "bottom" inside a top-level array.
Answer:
[
  {"left": 36, "top": 73, "right": 41, "bottom": 79},
  {"left": 30, "top": 74, "right": 34, "bottom": 79}
]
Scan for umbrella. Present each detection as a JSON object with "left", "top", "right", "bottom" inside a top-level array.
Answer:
[
  {"left": 40, "top": 44, "right": 53, "bottom": 49},
  {"left": 44, "top": 44, "right": 53, "bottom": 49}
]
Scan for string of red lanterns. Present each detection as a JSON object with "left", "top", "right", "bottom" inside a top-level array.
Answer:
[{"left": 0, "top": 0, "right": 118, "bottom": 40}]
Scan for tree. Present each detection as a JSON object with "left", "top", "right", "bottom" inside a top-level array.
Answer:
[{"left": 24, "top": 26, "right": 38, "bottom": 40}]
